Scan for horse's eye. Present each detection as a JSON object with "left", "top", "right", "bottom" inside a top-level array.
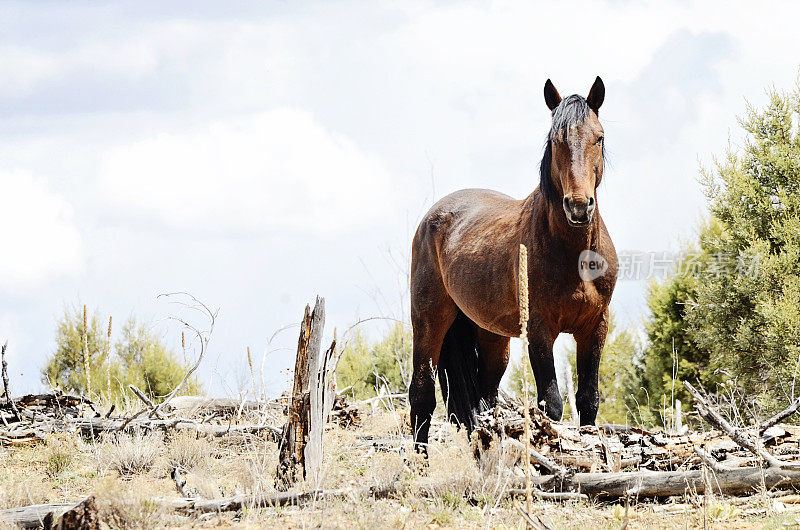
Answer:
[{"left": 596, "top": 136, "right": 604, "bottom": 145}]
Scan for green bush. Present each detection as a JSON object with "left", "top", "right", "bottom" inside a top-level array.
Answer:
[
  {"left": 640, "top": 82, "right": 800, "bottom": 419},
  {"left": 336, "top": 321, "right": 411, "bottom": 399},
  {"left": 686, "top": 87, "right": 800, "bottom": 409},
  {"left": 596, "top": 318, "right": 645, "bottom": 425},
  {"left": 640, "top": 242, "right": 727, "bottom": 424},
  {"left": 42, "top": 306, "right": 201, "bottom": 402}
]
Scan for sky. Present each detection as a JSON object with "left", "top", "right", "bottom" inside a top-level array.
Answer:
[{"left": 1, "top": 0, "right": 798, "bottom": 398}]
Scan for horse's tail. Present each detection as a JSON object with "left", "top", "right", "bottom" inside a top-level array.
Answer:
[{"left": 437, "top": 310, "right": 487, "bottom": 432}]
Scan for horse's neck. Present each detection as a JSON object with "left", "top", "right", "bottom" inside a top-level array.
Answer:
[{"left": 529, "top": 194, "right": 599, "bottom": 254}]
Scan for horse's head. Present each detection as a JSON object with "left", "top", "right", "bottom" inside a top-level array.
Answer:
[{"left": 540, "top": 77, "right": 605, "bottom": 227}]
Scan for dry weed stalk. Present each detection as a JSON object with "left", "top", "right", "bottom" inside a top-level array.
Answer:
[
  {"left": 82, "top": 305, "right": 91, "bottom": 397},
  {"left": 106, "top": 316, "right": 113, "bottom": 400},
  {"left": 518, "top": 244, "right": 533, "bottom": 519},
  {"left": 247, "top": 346, "right": 256, "bottom": 401}
]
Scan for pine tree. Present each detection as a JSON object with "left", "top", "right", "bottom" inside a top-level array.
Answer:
[{"left": 688, "top": 86, "right": 800, "bottom": 408}]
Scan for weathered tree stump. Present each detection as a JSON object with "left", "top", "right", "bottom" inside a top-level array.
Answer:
[{"left": 277, "top": 297, "right": 338, "bottom": 488}]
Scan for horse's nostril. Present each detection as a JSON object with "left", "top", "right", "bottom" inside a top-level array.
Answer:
[
  {"left": 588, "top": 197, "right": 595, "bottom": 207},
  {"left": 563, "top": 196, "right": 571, "bottom": 210}
]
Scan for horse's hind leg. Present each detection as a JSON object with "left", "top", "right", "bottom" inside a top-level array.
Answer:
[
  {"left": 410, "top": 265, "right": 457, "bottom": 454},
  {"left": 475, "top": 327, "right": 510, "bottom": 407}
]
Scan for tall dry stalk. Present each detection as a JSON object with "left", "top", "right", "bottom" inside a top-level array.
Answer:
[
  {"left": 106, "top": 316, "right": 113, "bottom": 400},
  {"left": 247, "top": 346, "right": 257, "bottom": 400},
  {"left": 82, "top": 305, "right": 91, "bottom": 397},
  {"left": 518, "top": 244, "right": 532, "bottom": 519}
]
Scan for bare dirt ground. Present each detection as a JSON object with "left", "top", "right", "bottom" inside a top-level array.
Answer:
[{"left": 1, "top": 403, "right": 798, "bottom": 529}]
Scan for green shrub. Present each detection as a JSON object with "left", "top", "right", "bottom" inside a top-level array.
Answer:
[
  {"left": 336, "top": 321, "right": 411, "bottom": 399},
  {"left": 640, "top": 81, "right": 800, "bottom": 419},
  {"left": 42, "top": 307, "right": 201, "bottom": 402}
]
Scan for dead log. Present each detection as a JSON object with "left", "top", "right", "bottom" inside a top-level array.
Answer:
[
  {"left": 7, "top": 415, "right": 281, "bottom": 439},
  {"left": 162, "top": 396, "right": 284, "bottom": 416},
  {"left": 0, "top": 502, "right": 81, "bottom": 529},
  {"left": 0, "top": 484, "right": 399, "bottom": 527},
  {"left": 43, "top": 496, "right": 100, "bottom": 530},
  {"left": 531, "top": 466, "right": 800, "bottom": 498}
]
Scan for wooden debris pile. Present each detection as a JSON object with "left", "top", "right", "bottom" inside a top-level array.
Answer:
[
  {"left": 474, "top": 401, "right": 800, "bottom": 474},
  {"left": 470, "top": 382, "right": 800, "bottom": 499},
  {"left": 0, "top": 392, "right": 92, "bottom": 446},
  {"left": 0, "top": 390, "right": 359, "bottom": 449}
]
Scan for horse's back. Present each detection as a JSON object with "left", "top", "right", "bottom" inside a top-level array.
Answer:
[{"left": 414, "top": 188, "right": 520, "bottom": 245}]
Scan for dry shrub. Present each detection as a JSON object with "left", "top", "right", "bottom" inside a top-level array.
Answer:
[
  {"left": 424, "top": 425, "right": 480, "bottom": 496},
  {"left": 93, "top": 477, "right": 170, "bottom": 530},
  {"left": 97, "top": 430, "right": 162, "bottom": 476},
  {"left": 44, "top": 433, "right": 85, "bottom": 478},
  {"left": 0, "top": 480, "right": 50, "bottom": 509},
  {"left": 165, "top": 430, "right": 210, "bottom": 470},
  {"left": 45, "top": 448, "right": 73, "bottom": 478},
  {"left": 184, "top": 469, "right": 223, "bottom": 499}
]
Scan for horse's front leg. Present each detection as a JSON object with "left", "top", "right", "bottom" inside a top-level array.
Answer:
[
  {"left": 574, "top": 309, "right": 610, "bottom": 425},
  {"left": 528, "top": 327, "right": 562, "bottom": 421}
]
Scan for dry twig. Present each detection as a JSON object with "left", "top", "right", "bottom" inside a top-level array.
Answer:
[
  {"left": 684, "top": 381, "right": 798, "bottom": 469},
  {"left": 1, "top": 341, "right": 21, "bottom": 421}
]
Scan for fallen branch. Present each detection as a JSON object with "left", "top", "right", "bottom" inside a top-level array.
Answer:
[
  {"left": 694, "top": 446, "right": 730, "bottom": 473},
  {"left": 506, "top": 489, "right": 588, "bottom": 502},
  {"left": 515, "top": 502, "right": 551, "bottom": 530},
  {"left": 505, "top": 438, "right": 570, "bottom": 478},
  {"left": 129, "top": 384, "right": 162, "bottom": 419},
  {"left": 358, "top": 393, "right": 407, "bottom": 405},
  {"left": 8, "top": 415, "right": 281, "bottom": 439},
  {"left": 683, "top": 381, "right": 797, "bottom": 469},
  {"left": 163, "top": 396, "right": 284, "bottom": 415},
  {"left": 760, "top": 396, "right": 800, "bottom": 433},
  {"left": 0, "top": 483, "right": 399, "bottom": 528}
]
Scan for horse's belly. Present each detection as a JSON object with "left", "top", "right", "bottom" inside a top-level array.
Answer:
[{"left": 445, "top": 277, "right": 520, "bottom": 337}]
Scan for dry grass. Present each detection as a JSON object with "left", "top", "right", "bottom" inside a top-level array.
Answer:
[
  {"left": 93, "top": 477, "right": 174, "bottom": 530},
  {"left": 1, "top": 404, "right": 799, "bottom": 528},
  {"left": 165, "top": 430, "right": 211, "bottom": 470},
  {"left": 96, "top": 429, "right": 162, "bottom": 476}
]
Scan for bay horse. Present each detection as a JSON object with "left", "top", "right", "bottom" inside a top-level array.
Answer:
[{"left": 409, "top": 77, "right": 618, "bottom": 452}]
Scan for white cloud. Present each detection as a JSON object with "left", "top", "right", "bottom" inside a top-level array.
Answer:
[
  {"left": 0, "top": 171, "right": 83, "bottom": 287},
  {"left": 98, "top": 108, "right": 397, "bottom": 233}
]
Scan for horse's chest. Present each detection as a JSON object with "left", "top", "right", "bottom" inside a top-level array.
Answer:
[{"left": 537, "top": 279, "right": 606, "bottom": 333}]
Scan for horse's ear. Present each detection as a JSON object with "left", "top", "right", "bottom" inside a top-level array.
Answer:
[
  {"left": 544, "top": 79, "right": 561, "bottom": 111},
  {"left": 587, "top": 76, "right": 605, "bottom": 113}
]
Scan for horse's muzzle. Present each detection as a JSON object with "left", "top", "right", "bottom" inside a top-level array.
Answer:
[{"left": 563, "top": 195, "right": 595, "bottom": 226}]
